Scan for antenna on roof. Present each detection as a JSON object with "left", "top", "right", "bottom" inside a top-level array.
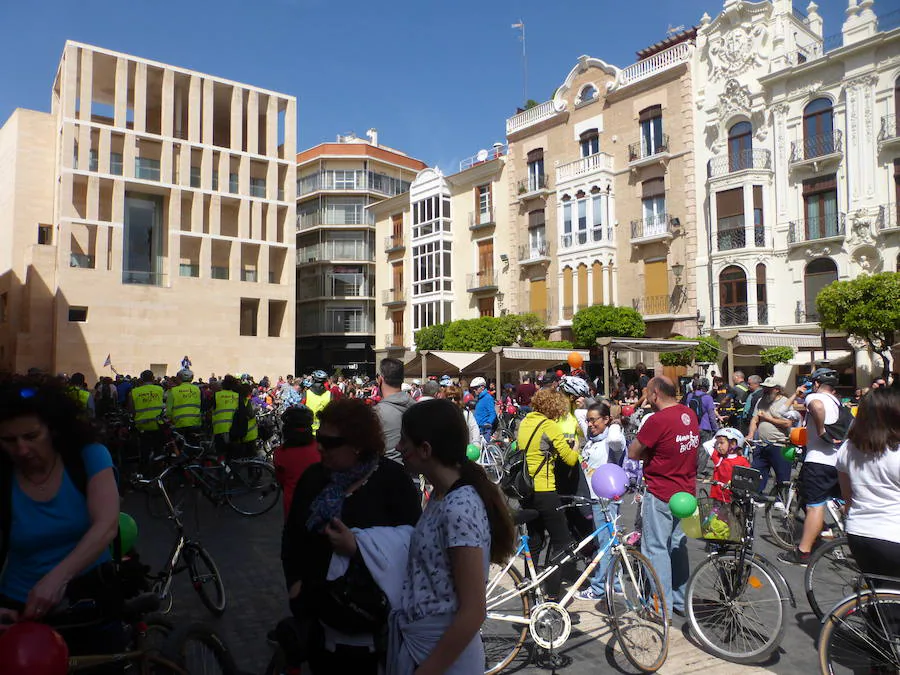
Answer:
[{"left": 667, "top": 24, "right": 686, "bottom": 36}]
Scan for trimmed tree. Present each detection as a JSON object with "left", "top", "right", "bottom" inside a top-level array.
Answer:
[
  {"left": 816, "top": 272, "right": 900, "bottom": 379},
  {"left": 532, "top": 339, "right": 574, "bottom": 350},
  {"left": 759, "top": 346, "right": 795, "bottom": 372},
  {"left": 658, "top": 336, "right": 720, "bottom": 368},
  {"left": 571, "top": 305, "right": 645, "bottom": 348},
  {"left": 414, "top": 322, "right": 448, "bottom": 351}
]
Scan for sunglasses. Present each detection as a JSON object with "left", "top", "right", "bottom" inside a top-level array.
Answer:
[{"left": 316, "top": 433, "right": 348, "bottom": 450}]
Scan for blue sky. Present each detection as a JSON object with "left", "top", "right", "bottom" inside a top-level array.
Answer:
[{"left": 0, "top": 1, "right": 860, "bottom": 174}]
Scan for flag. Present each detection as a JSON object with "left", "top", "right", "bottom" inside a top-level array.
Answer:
[{"left": 103, "top": 354, "right": 111, "bottom": 368}]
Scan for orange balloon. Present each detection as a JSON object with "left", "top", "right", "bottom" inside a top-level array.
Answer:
[
  {"left": 789, "top": 427, "right": 808, "bottom": 447},
  {"left": 567, "top": 351, "right": 584, "bottom": 369}
]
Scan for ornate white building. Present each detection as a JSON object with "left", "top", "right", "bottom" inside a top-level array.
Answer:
[{"left": 693, "top": 0, "right": 900, "bottom": 382}]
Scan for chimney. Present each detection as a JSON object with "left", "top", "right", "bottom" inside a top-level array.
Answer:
[{"left": 366, "top": 128, "right": 378, "bottom": 147}]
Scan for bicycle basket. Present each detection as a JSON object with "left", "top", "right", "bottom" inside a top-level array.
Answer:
[{"left": 696, "top": 497, "right": 748, "bottom": 544}]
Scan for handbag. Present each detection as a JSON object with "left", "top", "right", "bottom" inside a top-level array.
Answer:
[
  {"left": 508, "top": 420, "right": 550, "bottom": 502},
  {"left": 318, "top": 553, "right": 389, "bottom": 635}
]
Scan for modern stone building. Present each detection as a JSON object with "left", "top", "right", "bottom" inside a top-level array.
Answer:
[
  {"left": 372, "top": 144, "right": 509, "bottom": 356},
  {"left": 295, "top": 133, "right": 425, "bottom": 373},
  {"left": 0, "top": 41, "right": 297, "bottom": 381}
]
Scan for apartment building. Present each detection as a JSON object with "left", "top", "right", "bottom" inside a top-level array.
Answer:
[
  {"left": 0, "top": 41, "right": 296, "bottom": 380},
  {"left": 694, "top": 0, "right": 900, "bottom": 380},
  {"left": 503, "top": 32, "right": 699, "bottom": 348},
  {"left": 372, "top": 145, "right": 510, "bottom": 355},
  {"left": 295, "top": 132, "right": 425, "bottom": 373}
]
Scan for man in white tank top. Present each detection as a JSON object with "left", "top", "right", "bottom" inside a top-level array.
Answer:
[{"left": 779, "top": 368, "right": 842, "bottom": 566}]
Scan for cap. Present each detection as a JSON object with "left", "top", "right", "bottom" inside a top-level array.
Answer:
[
  {"left": 470, "top": 376, "right": 487, "bottom": 388},
  {"left": 761, "top": 377, "right": 780, "bottom": 388},
  {"left": 412, "top": 379, "right": 421, "bottom": 385}
]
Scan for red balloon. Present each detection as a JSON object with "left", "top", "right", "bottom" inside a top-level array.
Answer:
[
  {"left": 0, "top": 622, "right": 69, "bottom": 675},
  {"left": 621, "top": 405, "right": 635, "bottom": 418},
  {"left": 556, "top": 369, "right": 564, "bottom": 377}
]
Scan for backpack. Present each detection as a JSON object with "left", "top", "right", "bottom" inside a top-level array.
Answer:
[
  {"left": 506, "top": 420, "right": 550, "bottom": 502},
  {"left": 822, "top": 394, "right": 855, "bottom": 445},
  {"left": 230, "top": 399, "right": 251, "bottom": 440},
  {"left": 688, "top": 392, "right": 706, "bottom": 424}
]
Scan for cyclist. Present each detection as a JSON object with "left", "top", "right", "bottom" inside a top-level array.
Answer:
[
  {"left": 470, "top": 377, "right": 496, "bottom": 442},
  {"left": 746, "top": 378, "right": 798, "bottom": 506},
  {"left": 557, "top": 375, "right": 593, "bottom": 538},
  {"left": 66, "top": 373, "right": 95, "bottom": 419},
  {"left": 709, "top": 428, "right": 750, "bottom": 504},
  {"left": 165, "top": 369, "right": 202, "bottom": 436},
  {"left": 301, "top": 370, "right": 332, "bottom": 432}
]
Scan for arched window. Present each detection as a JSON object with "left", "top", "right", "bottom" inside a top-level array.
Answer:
[
  {"left": 728, "top": 121, "right": 753, "bottom": 172},
  {"left": 580, "top": 129, "right": 600, "bottom": 158},
  {"left": 804, "top": 258, "right": 838, "bottom": 323},
  {"left": 755, "top": 263, "right": 768, "bottom": 325},
  {"left": 719, "top": 265, "right": 748, "bottom": 326},
  {"left": 579, "top": 84, "right": 598, "bottom": 105},
  {"left": 803, "top": 98, "right": 835, "bottom": 159}
]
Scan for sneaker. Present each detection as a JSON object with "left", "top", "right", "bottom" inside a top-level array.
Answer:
[
  {"left": 778, "top": 547, "right": 811, "bottom": 567},
  {"left": 751, "top": 499, "right": 767, "bottom": 509},
  {"left": 576, "top": 588, "right": 605, "bottom": 602}
]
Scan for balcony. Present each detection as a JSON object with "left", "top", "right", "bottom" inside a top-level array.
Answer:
[
  {"left": 506, "top": 100, "right": 565, "bottom": 136},
  {"left": 385, "top": 334, "right": 404, "bottom": 349},
  {"left": 518, "top": 242, "right": 551, "bottom": 266},
  {"left": 382, "top": 289, "right": 406, "bottom": 307},
  {"left": 559, "top": 227, "right": 608, "bottom": 250},
  {"left": 789, "top": 130, "right": 843, "bottom": 172},
  {"left": 757, "top": 303, "right": 769, "bottom": 326},
  {"left": 299, "top": 242, "right": 373, "bottom": 264},
  {"left": 717, "top": 226, "right": 746, "bottom": 252},
  {"left": 384, "top": 234, "right": 405, "bottom": 253},
  {"left": 787, "top": 213, "right": 846, "bottom": 246},
  {"left": 630, "top": 214, "right": 675, "bottom": 245},
  {"left": 459, "top": 144, "right": 507, "bottom": 172},
  {"left": 469, "top": 208, "right": 496, "bottom": 231},
  {"left": 297, "top": 211, "right": 375, "bottom": 231},
  {"left": 708, "top": 149, "right": 772, "bottom": 178},
  {"left": 754, "top": 225, "right": 767, "bottom": 247},
  {"left": 517, "top": 175, "right": 550, "bottom": 201},
  {"left": 299, "top": 314, "right": 373, "bottom": 336},
  {"left": 628, "top": 135, "right": 670, "bottom": 169},
  {"left": 555, "top": 152, "right": 614, "bottom": 184},
  {"left": 466, "top": 270, "right": 499, "bottom": 293},
  {"left": 878, "top": 115, "right": 900, "bottom": 149},
  {"left": 617, "top": 42, "right": 691, "bottom": 89},
  {"left": 297, "top": 171, "right": 410, "bottom": 199},
  {"left": 877, "top": 203, "right": 899, "bottom": 233},
  {"left": 633, "top": 295, "right": 676, "bottom": 317},
  {"left": 122, "top": 270, "right": 168, "bottom": 287},
  {"left": 719, "top": 305, "right": 749, "bottom": 327}
]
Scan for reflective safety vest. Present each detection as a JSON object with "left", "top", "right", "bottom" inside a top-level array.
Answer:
[
  {"left": 304, "top": 388, "right": 332, "bottom": 432},
  {"left": 212, "top": 390, "right": 239, "bottom": 436},
  {"left": 242, "top": 398, "right": 258, "bottom": 443},
  {"left": 167, "top": 383, "right": 202, "bottom": 429},
  {"left": 557, "top": 412, "right": 582, "bottom": 450},
  {"left": 131, "top": 384, "right": 165, "bottom": 432},
  {"left": 67, "top": 387, "right": 91, "bottom": 410}
]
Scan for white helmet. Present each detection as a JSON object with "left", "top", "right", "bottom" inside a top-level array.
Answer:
[
  {"left": 559, "top": 375, "right": 590, "bottom": 398},
  {"left": 714, "top": 427, "right": 746, "bottom": 448}
]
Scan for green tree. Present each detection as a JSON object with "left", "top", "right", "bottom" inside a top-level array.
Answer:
[
  {"left": 658, "top": 336, "right": 720, "bottom": 367},
  {"left": 759, "top": 346, "right": 794, "bottom": 369},
  {"left": 532, "top": 339, "right": 574, "bottom": 350},
  {"left": 414, "top": 322, "right": 447, "bottom": 350},
  {"left": 571, "top": 305, "right": 645, "bottom": 348},
  {"left": 497, "top": 312, "right": 546, "bottom": 347},
  {"left": 817, "top": 272, "right": 900, "bottom": 379}
]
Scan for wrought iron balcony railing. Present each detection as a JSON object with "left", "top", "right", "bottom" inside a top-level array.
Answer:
[
  {"left": 787, "top": 213, "right": 846, "bottom": 244},
  {"left": 790, "top": 130, "right": 843, "bottom": 163}
]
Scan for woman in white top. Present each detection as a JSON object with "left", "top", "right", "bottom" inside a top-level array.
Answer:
[
  {"left": 444, "top": 385, "right": 481, "bottom": 445},
  {"left": 835, "top": 386, "right": 900, "bottom": 575}
]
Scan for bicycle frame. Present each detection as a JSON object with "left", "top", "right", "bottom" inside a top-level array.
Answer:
[{"left": 69, "top": 649, "right": 187, "bottom": 673}]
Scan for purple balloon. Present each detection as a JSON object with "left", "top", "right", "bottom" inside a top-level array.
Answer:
[{"left": 591, "top": 463, "right": 629, "bottom": 500}]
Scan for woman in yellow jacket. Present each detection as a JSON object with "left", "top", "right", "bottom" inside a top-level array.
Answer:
[{"left": 516, "top": 388, "right": 580, "bottom": 599}]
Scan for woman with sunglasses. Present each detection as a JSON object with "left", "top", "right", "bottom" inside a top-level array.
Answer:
[
  {"left": 391, "top": 399, "right": 515, "bottom": 674},
  {"left": 0, "top": 376, "right": 123, "bottom": 656},
  {"left": 281, "top": 398, "right": 421, "bottom": 673}
]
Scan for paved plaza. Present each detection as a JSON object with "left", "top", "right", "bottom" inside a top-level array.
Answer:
[{"left": 125, "top": 490, "right": 830, "bottom": 674}]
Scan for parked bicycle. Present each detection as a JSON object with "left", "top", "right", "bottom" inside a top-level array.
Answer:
[
  {"left": 483, "top": 495, "right": 668, "bottom": 674},
  {"left": 684, "top": 465, "right": 795, "bottom": 664},
  {"left": 805, "top": 536, "right": 861, "bottom": 621},
  {"left": 134, "top": 468, "right": 228, "bottom": 616}
]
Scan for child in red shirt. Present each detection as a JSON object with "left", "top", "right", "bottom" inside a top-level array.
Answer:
[
  {"left": 273, "top": 406, "right": 319, "bottom": 517},
  {"left": 711, "top": 428, "right": 751, "bottom": 503}
]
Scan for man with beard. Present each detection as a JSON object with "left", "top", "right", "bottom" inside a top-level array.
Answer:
[{"left": 747, "top": 377, "right": 800, "bottom": 507}]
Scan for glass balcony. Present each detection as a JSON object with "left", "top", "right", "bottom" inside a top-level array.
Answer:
[
  {"left": 135, "top": 158, "right": 161, "bottom": 181},
  {"left": 466, "top": 271, "right": 498, "bottom": 292},
  {"left": 518, "top": 242, "right": 550, "bottom": 265}
]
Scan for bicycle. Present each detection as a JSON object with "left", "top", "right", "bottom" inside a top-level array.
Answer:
[
  {"left": 805, "top": 536, "right": 861, "bottom": 621},
  {"left": 817, "top": 572, "right": 900, "bottom": 674},
  {"left": 134, "top": 469, "right": 228, "bottom": 617},
  {"left": 483, "top": 495, "right": 668, "bottom": 674},
  {"left": 146, "top": 427, "right": 281, "bottom": 518},
  {"left": 684, "top": 465, "right": 795, "bottom": 664}
]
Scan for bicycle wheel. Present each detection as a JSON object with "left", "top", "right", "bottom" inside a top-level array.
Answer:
[
  {"left": 185, "top": 543, "right": 227, "bottom": 616},
  {"left": 805, "top": 537, "right": 861, "bottom": 620},
  {"left": 160, "top": 623, "right": 239, "bottom": 675},
  {"left": 819, "top": 589, "right": 900, "bottom": 675},
  {"left": 138, "top": 613, "right": 174, "bottom": 653},
  {"left": 606, "top": 548, "right": 668, "bottom": 673},
  {"left": 764, "top": 487, "right": 804, "bottom": 551},
  {"left": 685, "top": 553, "right": 787, "bottom": 663},
  {"left": 225, "top": 459, "right": 281, "bottom": 516},
  {"left": 483, "top": 562, "right": 531, "bottom": 675},
  {"left": 480, "top": 444, "right": 505, "bottom": 485}
]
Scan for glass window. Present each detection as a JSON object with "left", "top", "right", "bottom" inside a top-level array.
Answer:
[
  {"left": 728, "top": 122, "right": 753, "bottom": 172},
  {"left": 250, "top": 177, "right": 266, "bottom": 198},
  {"left": 591, "top": 194, "right": 604, "bottom": 241},
  {"left": 580, "top": 132, "right": 599, "bottom": 158},
  {"left": 527, "top": 158, "right": 544, "bottom": 191},
  {"left": 110, "top": 153, "right": 123, "bottom": 176},
  {"left": 190, "top": 166, "right": 201, "bottom": 188},
  {"left": 135, "top": 157, "right": 161, "bottom": 181},
  {"left": 804, "top": 258, "right": 837, "bottom": 322},
  {"left": 639, "top": 106, "right": 665, "bottom": 157},
  {"left": 577, "top": 199, "right": 587, "bottom": 244},
  {"left": 803, "top": 98, "right": 835, "bottom": 158}
]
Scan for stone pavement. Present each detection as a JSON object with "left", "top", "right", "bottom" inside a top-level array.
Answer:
[{"left": 123, "top": 490, "right": 820, "bottom": 674}]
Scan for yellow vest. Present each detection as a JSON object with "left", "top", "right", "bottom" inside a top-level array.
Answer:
[
  {"left": 131, "top": 384, "right": 165, "bottom": 432},
  {"left": 67, "top": 387, "right": 91, "bottom": 410},
  {"left": 242, "top": 398, "right": 258, "bottom": 443},
  {"left": 212, "top": 390, "right": 239, "bottom": 436},
  {"left": 167, "top": 383, "right": 202, "bottom": 429},
  {"left": 557, "top": 412, "right": 581, "bottom": 444},
  {"left": 304, "top": 388, "right": 331, "bottom": 431}
]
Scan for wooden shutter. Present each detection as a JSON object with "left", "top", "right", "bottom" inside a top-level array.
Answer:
[
  {"left": 592, "top": 261, "right": 604, "bottom": 304},
  {"left": 716, "top": 188, "right": 744, "bottom": 218},
  {"left": 644, "top": 260, "right": 668, "bottom": 297},
  {"left": 527, "top": 148, "right": 544, "bottom": 162},
  {"left": 562, "top": 267, "right": 574, "bottom": 317},
  {"left": 529, "top": 278, "right": 547, "bottom": 314},
  {"left": 642, "top": 178, "right": 665, "bottom": 198},
  {"left": 477, "top": 239, "right": 493, "bottom": 274},
  {"left": 577, "top": 265, "right": 589, "bottom": 310},
  {"left": 639, "top": 105, "right": 662, "bottom": 122}
]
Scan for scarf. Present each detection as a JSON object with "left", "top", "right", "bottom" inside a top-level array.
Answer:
[{"left": 306, "top": 459, "right": 378, "bottom": 533}]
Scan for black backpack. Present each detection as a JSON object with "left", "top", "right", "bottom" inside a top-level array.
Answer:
[
  {"left": 230, "top": 399, "right": 251, "bottom": 441},
  {"left": 822, "top": 395, "right": 855, "bottom": 445},
  {"left": 688, "top": 392, "right": 706, "bottom": 423}
]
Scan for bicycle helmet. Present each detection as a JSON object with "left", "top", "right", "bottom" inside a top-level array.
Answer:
[
  {"left": 714, "top": 427, "right": 746, "bottom": 448},
  {"left": 178, "top": 368, "right": 193, "bottom": 382},
  {"left": 311, "top": 370, "right": 328, "bottom": 383},
  {"left": 559, "top": 375, "right": 590, "bottom": 398},
  {"left": 810, "top": 367, "right": 839, "bottom": 387}
]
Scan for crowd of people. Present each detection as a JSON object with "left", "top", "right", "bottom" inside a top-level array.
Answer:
[{"left": 0, "top": 356, "right": 898, "bottom": 673}]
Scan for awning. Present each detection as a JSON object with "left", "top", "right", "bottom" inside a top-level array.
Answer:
[
  {"left": 461, "top": 347, "right": 590, "bottom": 377},
  {"left": 403, "top": 350, "right": 484, "bottom": 377},
  {"left": 734, "top": 332, "right": 820, "bottom": 349},
  {"left": 595, "top": 337, "right": 700, "bottom": 353}
]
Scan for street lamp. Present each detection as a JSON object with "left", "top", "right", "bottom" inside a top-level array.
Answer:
[{"left": 671, "top": 262, "right": 684, "bottom": 286}]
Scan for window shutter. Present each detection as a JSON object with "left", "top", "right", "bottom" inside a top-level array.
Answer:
[
  {"left": 639, "top": 105, "right": 662, "bottom": 122},
  {"left": 803, "top": 174, "right": 837, "bottom": 195},
  {"left": 642, "top": 177, "right": 665, "bottom": 198},
  {"left": 527, "top": 148, "right": 544, "bottom": 162},
  {"left": 716, "top": 188, "right": 744, "bottom": 218},
  {"left": 528, "top": 209, "right": 545, "bottom": 228}
]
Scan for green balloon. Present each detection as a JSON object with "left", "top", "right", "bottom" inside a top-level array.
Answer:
[
  {"left": 118, "top": 512, "right": 138, "bottom": 554},
  {"left": 510, "top": 441, "right": 518, "bottom": 452},
  {"left": 466, "top": 444, "right": 481, "bottom": 461},
  {"left": 669, "top": 491, "right": 698, "bottom": 520},
  {"left": 782, "top": 446, "right": 797, "bottom": 461}
]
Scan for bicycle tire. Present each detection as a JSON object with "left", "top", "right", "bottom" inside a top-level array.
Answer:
[
  {"left": 483, "top": 562, "right": 530, "bottom": 674},
  {"left": 137, "top": 613, "right": 174, "bottom": 653},
  {"left": 160, "top": 622, "right": 240, "bottom": 675},
  {"left": 764, "top": 487, "right": 804, "bottom": 551},
  {"left": 685, "top": 553, "right": 787, "bottom": 663},
  {"left": 606, "top": 548, "right": 669, "bottom": 673},
  {"left": 805, "top": 537, "right": 861, "bottom": 620},
  {"left": 185, "top": 543, "right": 227, "bottom": 616},
  {"left": 225, "top": 458, "right": 281, "bottom": 516},
  {"left": 818, "top": 589, "right": 900, "bottom": 675}
]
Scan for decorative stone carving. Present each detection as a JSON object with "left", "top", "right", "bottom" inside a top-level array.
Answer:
[
  {"left": 752, "top": 110, "right": 768, "bottom": 141},
  {"left": 705, "top": 122, "right": 720, "bottom": 150},
  {"left": 850, "top": 245, "right": 882, "bottom": 276},
  {"left": 720, "top": 79, "right": 753, "bottom": 121},
  {"left": 847, "top": 209, "right": 877, "bottom": 246},
  {"left": 708, "top": 24, "right": 769, "bottom": 81}
]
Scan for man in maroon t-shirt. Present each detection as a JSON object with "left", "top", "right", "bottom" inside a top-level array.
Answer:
[
  {"left": 628, "top": 375, "right": 699, "bottom": 616},
  {"left": 515, "top": 376, "right": 537, "bottom": 411}
]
